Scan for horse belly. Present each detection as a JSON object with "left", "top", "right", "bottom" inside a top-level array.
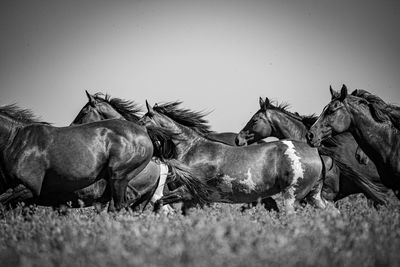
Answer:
[
  {"left": 42, "top": 146, "right": 109, "bottom": 194},
  {"left": 128, "top": 161, "right": 159, "bottom": 193},
  {"left": 209, "top": 169, "right": 279, "bottom": 204}
]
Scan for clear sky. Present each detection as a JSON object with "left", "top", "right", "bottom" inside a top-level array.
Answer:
[{"left": 1, "top": 0, "right": 399, "bottom": 132}]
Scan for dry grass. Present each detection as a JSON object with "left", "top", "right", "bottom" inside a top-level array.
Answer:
[{"left": 1, "top": 195, "right": 399, "bottom": 267}]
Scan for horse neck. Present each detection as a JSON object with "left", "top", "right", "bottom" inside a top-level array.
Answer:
[
  {"left": 348, "top": 103, "right": 394, "bottom": 167},
  {"left": 168, "top": 121, "right": 208, "bottom": 156},
  {"left": 0, "top": 116, "right": 19, "bottom": 192},
  {"left": 268, "top": 110, "right": 308, "bottom": 141}
]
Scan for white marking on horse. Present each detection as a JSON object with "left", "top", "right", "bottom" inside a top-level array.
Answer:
[
  {"left": 152, "top": 163, "right": 169, "bottom": 201},
  {"left": 281, "top": 141, "right": 304, "bottom": 212},
  {"left": 239, "top": 169, "right": 256, "bottom": 193},
  {"left": 151, "top": 162, "right": 174, "bottom": 213}
]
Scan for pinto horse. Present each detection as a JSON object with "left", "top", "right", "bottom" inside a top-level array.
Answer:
[
  {"left": 235, "top": 97, "right": 388, "bottom": 205},
  {"left": 0, "top": 104, "right": 155, "bottom": 212},
  {"left": 140, "top": 101, "right": 332, "bottom": 213},
  {"left": 308, "top": 85, "right": 400, "bottom": 199}
]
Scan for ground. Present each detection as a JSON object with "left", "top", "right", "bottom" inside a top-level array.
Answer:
[{"left": 1, "top": 195, "right": 399, "bottom": 267}]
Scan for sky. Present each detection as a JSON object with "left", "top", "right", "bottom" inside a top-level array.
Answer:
[{"left": 1, "top": 0, "right": 399, "bottom": 132}]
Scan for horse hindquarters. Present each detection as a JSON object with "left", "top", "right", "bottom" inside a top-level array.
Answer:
[{"left": 278, "top": 141, "right": 325, "bottom": 212}]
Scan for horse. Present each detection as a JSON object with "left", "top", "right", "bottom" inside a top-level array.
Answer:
[
  {"left": 307, "top": 85, "right": 400, "bottom": 199},
  {"left": 71, "top": 91, "right": 176, "bottom": 212},
  {"left": 235, "top": 97, "right": 388, "bottom": 205},
  {"left": 207, "top": 132, "right": 266, "bottom": 146},
  {"left": 0, "top": 92, "right": 182, "bottom": 213},
  {"left": 140, "top": 101, "right": 334, "bottom": 213},
  {"left": 0, "top": 104, "right": 155, "bottom": 212}
]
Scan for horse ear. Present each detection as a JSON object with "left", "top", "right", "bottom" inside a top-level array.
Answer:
[
  {"left": 259, "top": 97, "right": 269, "bottom": 110},
  {"left": 339, "top": 84, "right": 348, "bottom": 101},
  {"left": 145, "top": 100, "right": 154, "bottom": 114},
  {"left": 85, "top": 90, "right": 96, "bottom": 107},
  {"left": 259, "top": 97, "right": 265, "bottom": 110},
  {"left": 330, "top": 86, "right": 339, "bottom": 100},
  {"left": 264, "top": 97, "right": 270, "bottom": 107}
]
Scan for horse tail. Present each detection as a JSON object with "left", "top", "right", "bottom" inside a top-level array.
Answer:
[
  {"left": 161, "top": 159, "right": 213, "bottom": 204},
  {"left": 317, "top": 146, "right": 388, "bottom": 205}
]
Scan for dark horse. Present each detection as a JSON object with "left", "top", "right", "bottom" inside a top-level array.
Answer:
[
  {"left": 235, "top": 97, "right": 388, "bottom": 205},
  {"left": 141, "top": 101, "right": 333, "bottom": 213},
  {"left": 308, "top": 85, "right": 400, "bottom": 199},
  {"left": 71, "top": 91, "right": 176, "bottom": 212},
  {"left": 0, "top": 92, "right": 190, "bottom": 212},
  {"left": 0, "top": 104, "right": 155, "bottom": 212}
]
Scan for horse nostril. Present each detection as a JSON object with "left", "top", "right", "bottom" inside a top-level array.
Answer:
[
  {"left": 235, "top": 133, "right": 247, "bottom": 146},
  {"left": 235, "top": 135, "right": 243, "bottom": 146}
]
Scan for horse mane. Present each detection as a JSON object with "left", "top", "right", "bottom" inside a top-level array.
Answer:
[
  {"left": 266, "top": 100, "right": 296, "bottom": 117},
  {"left": 351, "top": 89, "right": 400, "bottom": 130},
  {"left": 93, "top": 93, "right": 142, "bottom": 122},
  {"left": 0, "top": 104, "right": 48, "bottom": 125},
  {"left": 153, "top": 101, "right": 213, "bottom": 136},
  {"left": 266, "top": 100, "right": 317, "bottom": 129},
  {"left": 301, "top": 114, "right": 318, "bottom": 129}
]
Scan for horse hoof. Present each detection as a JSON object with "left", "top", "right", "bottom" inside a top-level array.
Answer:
[{"left": 153, "top": 200, "right": 163, "bottom": 213}]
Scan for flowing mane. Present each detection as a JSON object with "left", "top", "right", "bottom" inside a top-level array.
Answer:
[
  {"left": 153, "top": 101, "right": 213, "bottom": 136},
  {"left": 265, "top": 100, "right": 317, "bottom": 129},
  {"left": 351, "top": 89, "right": 400, "bottom": 130},
  {"left": 0, "top": 104, "right": 48, "bottom": 124},
  {"left": 93, "top": 93, "right": 142, "bottom": 122}
]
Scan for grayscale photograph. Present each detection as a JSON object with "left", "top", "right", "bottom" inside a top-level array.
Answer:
[{"left": 0, "top": 1, "right": 399, "bottom": 266}]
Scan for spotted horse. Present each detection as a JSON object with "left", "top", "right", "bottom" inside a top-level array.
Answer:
[{"left": 141, "top": 101, "right": 329, "bottom": 213}]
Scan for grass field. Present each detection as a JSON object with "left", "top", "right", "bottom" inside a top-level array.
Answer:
[{"left": 1, "top": 195, "right": 399, "bottom": 267}]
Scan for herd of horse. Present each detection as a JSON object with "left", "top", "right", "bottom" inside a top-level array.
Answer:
[{"left": 0, "top": 84, "right": 399, "bottom": 214}]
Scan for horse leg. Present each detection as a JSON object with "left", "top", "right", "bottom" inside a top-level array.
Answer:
[
  {"left": 309, "top": 154, "right": 335, "bottom": 207},
  {"left": 108, "top": 170, "right": 129, "bottom": 212},
  {"left": 305, "top": 180, "right": 327, "bottom": 209},
  {"left": 154, "top": 186, "right": 192, "bottom": 213},
  {"left": 282, "top": 187, "right": 300, "bottom": 214},
  {"left": 321, "top": 161, "right": 340, "bottom": 202},
  {"left": 0, "top": 185, "right": 35, "bottom": 207},
  {"left": 150, "top": 163, "right": 174, "bottom": 213},
  {"left": 240, "top": 197, "right": 279, "bottom": 212},
  {"left": 14, "top": 165, "right": 45, "bottom": 203},
  {"left": 307, "top": 179, "right": 342, "bottom": 215},
  {"left": 261, "top": 197, "right": 279, "bottom": 212}
]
